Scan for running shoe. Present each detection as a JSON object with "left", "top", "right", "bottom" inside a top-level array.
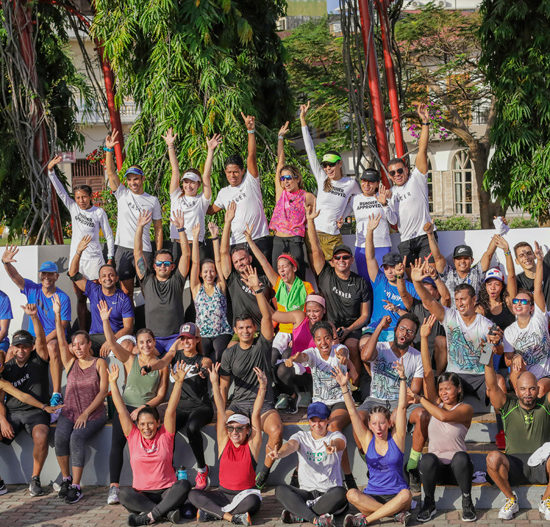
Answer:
[
  {"left": 28, "top": 476, "right": 44, "bottom": 497},
  {"left": 57, "top": 476, "right": 72, "bottom": 499},
  {"left": 313, "top": 513, "right": 334, "bottom": 527},
  {"left": 416, "top": 498, "right": 436, "bottom": 523},
  {"left": 197, "top": 509, "right": 220, "bottom": 522},
  {"left": 281, "top": 509, "right": 305, "bottom": 523},
  {"left": 127, "top": 512, "right": 152, "bottom": 526},
  {"left": 195, "top": 467, "right": 209, "bottom": 490},
  {"left": 394, "top": 511, "right": 412, "bottom": 526},
  {"left": 65, "top": 484, "right": 83, "bottom": 504},
  {"left": 343, "top": 513, "right": 367, "bottom": 527},
  {"left": 275, "top": 393, "right": 290, "bottom": 410},
  {"left": 0, "top": 479, "right": 7, "bottom": 495},
  {"left": 498, "top": 493, "right": 519, "bottom": 520},
  {"left": 107, "top": 485, "right": 120, "bottom": 504},
  {"left": 285, "top": 393, "right": 301, "bottom": 414},
  {"left": 462, "top": 495, "right": 477, "bottom": 522},
  {"left": 231, "top": 512, "right": 251, "bottom": 525},
  {"left": 539, "top": 497, "right": 550, "bottom": 521},
  {"left": 166, "top": 509, "right": 181, "bottom": 524}
]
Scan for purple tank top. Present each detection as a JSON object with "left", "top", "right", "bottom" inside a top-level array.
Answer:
[
  {"left": 364, "top": 432, "right": 408, "bottom": 495},
  {"left": 62, "top": 357, "right": 105, "bottom": 422},
  {"left": 292, "top": 317, "right": 314, "bottom": 355}
]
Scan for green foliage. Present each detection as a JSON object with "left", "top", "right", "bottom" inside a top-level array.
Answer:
[
  {"left": 508, "top": 217, "right": 539, "bottom": 229},
  {"left": 434, "top": 215, "right": 481, "bottom": 231},
  {"left": 479, "top": 0, "right": 550, "bottom": 221}
]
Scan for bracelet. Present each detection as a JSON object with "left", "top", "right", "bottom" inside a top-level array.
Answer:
[
  {"left": 399, "top": 377, "right": 407, "bottom": 381},
  {"left": 76, "top": 250, "right": 82, "bottom": 256},
  {"left": 421, "top": 122, "right": 429, "bottom": 126},
  {"left": 41, "top": 404, "right": 47, "bottom": 411},
  {"left": 254, "top": 287, "right": 264, "bottom": 294},
  {"left": 341, "top": 389, "right": 350, "bottom": 395},
  {"left": 103, "top": 146, "right": 114, "bottom": 152},
  {"left": 211, "top": 236, "right": 219, "bottom": 241},
  {"left": 395, "top": 274, "right": 403, "bottom": 280},
  {"left": 504, "top": 251, "right": 511, "bottom": 256},
  {"left": 278, "top": 135, "right": 284, "bottom": 140},
  {"left": 177, "top": 227, "right": 186, "bottom": 233},
  {"left": 247, "top": 129, "right": 255, "bottom": 134},
  {"left": 167, "top": 146, "right": 175, "bottom": 150}
]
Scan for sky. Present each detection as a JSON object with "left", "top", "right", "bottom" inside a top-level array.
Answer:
[{"left": 327, "top": 0, "right": 339, "bottom": 11}]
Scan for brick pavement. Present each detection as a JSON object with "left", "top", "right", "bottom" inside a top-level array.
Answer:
[{"left": 1, "top": 484, "right": 549, "bottom": 527}]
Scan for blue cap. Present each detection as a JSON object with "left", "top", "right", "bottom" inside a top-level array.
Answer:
[
  {"left": 39, "top": 261, "right": 58, "bottom": 273},
  {"left": 307, "top": 402, "right": 331, "bottom": 420},
  {"left": 422, "top": 277, "right": 436, "bottom": 288}
]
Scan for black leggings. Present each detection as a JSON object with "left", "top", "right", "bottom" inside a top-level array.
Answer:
[
  {"left": 120, "top": 480, "right": 191, "bottom": 520},
  {"left": 272, "top": 236, "right": 307, "bottom": 280},
  {"left": 275, "top": 485, "right": 347, "bottom": 522},
  {"left": 175, "top": 407, "right": 214, "bottom": 469},
  {"left": 189, "top": 487, "right": 262, "bottom": 518},
  {"left": 418, "top": 452, "right": 473, "bottom": 501},
  {"left": 202, "top": 334, "right": 232, "bottom": 363},
  {"left": 271, "top": 347, "right": 312, "bottom": 397},
  {"left": 110, "top": 404, "right": 137, "bottom": 484}
]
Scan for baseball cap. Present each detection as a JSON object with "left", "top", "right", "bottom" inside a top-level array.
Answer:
[
  {"left": 422, "top": 277, "right": 437, "bottom": 288},
  {"left": 12, "top": 330, "right": 34, "bottom": 347},
  {"left": 307, "top": 402, "right": 331, "bottom": 420},
  {"left": 39, "top": 261, "right": 58, "bottom": 273},
  {"left": 485, "top": 267, "right": 504, "bottom": 283},
  {"left": 360, "top": 168, "right": 380, "bottom": 182},
  {"left": 332, "top": 244, "right": 353, "bottom": 258},
  {"left": 179, "top": 322, "right": 198, "bottom": 338},
  {"left": 453, "top": 245, "right": 473, "bottom": 258},
  {"left": 182, "top": 171, "right": 200, "bottom": 182},
  {"left": 226, "top": 414, "right": 250, "bottom": 425},
  {"left": 382, "top": 252, "right": 402, "bottom": 267}
]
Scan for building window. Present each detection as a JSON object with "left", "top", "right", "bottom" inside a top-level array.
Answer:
[
  {"left": 452, "top": 150, "right": 473, "bottom": 215},
  {"left": 427, "top": 159, "right": 433, "bottom": 213}
]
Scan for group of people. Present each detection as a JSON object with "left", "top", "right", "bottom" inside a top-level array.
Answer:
[{"left": 1, "top": 101, "right": 550, "bottom": 526}]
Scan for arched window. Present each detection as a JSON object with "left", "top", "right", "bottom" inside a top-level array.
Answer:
[{"left": 452, "top": 150, "right": 473, "bottom": 215}]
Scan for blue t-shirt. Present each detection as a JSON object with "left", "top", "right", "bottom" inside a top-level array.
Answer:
[
  {"left": 366, "top": 270, "right": 419, "bottom": 332},
  {"left": 0, "top": 290, "right": 13, "bottom": 347},
  {"left": 22, "top": 279, "right": 71, "bottom": 336},
  {"left": 85, "top": 281, "right": 134, "bottom": 335}
]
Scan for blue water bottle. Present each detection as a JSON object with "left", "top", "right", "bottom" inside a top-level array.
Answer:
[{"left": 177, "top": 466, "right": 188, "bottom": 480}]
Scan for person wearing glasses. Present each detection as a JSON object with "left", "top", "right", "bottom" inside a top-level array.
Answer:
[
  {"left": 300, "top": 101, "right": 359, "bottom": 261},
  {"left": 105, "top": 130, "right": 163, "bottom": 300},
  {"left": 504, "top": 241, "right": 550, "bottom": 397},
  {"left": 387, "top": 103, "right": 433, "bottom": 264},
  {"left": 47, "top": 154, "right": 115, "bottom": 329},
  {"left": 134, "top": 210, "right": 190, "bottom": 355},
  {"left": 269, "top": 121, "right": 316, "bottom": 277}
]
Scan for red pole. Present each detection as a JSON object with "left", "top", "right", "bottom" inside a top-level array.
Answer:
[
  {"left": 376, "top": 0, "right": 405, "bottom": 158},
  {"left": 357, "top": 0, "right": 391, "bottom": 188}
]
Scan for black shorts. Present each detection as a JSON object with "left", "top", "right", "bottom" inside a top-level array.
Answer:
[
  {"left": 327, "top": 402, "right": 347, "bottom": 413},
  {"left": 368, "top": 493, "right": 399, "bottom": 504},
  {"left": 458, "top": 373, "right": 487, "bottom": 402},
  {"left": 90, "top": 333, "right": 107, "bottom": 356},
  {"left": 228, "top": 398, "right": 275, "bottom": 417},
  {"left": 1, "top": 408, "right": 50, "bottom": 444},
  {"left": 115, "top": 246, "right": 152, "bottom": 281},
  {"left": 398, "top": 233, "right": 434, "bottom": 263},
  {"left": 506, "top": 454, "right": 549, "bottom": 486},
  {"left": 344, "top": 329, "right": 362, "bottom": 341}
]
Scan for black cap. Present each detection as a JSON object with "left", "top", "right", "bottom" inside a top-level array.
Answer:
[
  {"left": 360, "top": 168, "right": 381, "bottom": 182},
  {"left": 382, "top": 252, "right": 402, "bottom": 267},
  {"left": 453, "top": 245, "right": 473, "bottom": 258},
  {"left": 12, "top": 330, "right": 34, "bottom": 347},
  {"left": 332, "top": 244, "right": 353, "bottom": 257}
]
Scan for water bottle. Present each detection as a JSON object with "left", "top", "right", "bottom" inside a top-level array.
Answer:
[{"left": 176, "top": 466, "right": 188, "bottom": 480}]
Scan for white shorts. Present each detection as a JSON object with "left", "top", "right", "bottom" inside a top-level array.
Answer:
[{"left": 79, "top": 256, "right": 105, "bottom": 281}]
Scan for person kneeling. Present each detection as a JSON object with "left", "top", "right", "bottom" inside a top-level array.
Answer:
[
  {"left": 189, "top": 364, "right": 266, "bottom": 525},
  {"left": 273, "top": 401, "right": 348, "bottom": 527},
  {"left": 108, "top": 362, "right": 191, "bottom": 526}
]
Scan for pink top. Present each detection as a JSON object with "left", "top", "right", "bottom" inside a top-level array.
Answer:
[
  {"left": 292, "top": 317, "right": 314, "bottom": 355},
  {"left": 127, "top": 425, "right": 176, "bottom": 491},
  {"left": 269, "top": 189, "right": 307, "bottom": 237},
  {"left": 427, "top": 403, "right": 468, "bottom": 464}
]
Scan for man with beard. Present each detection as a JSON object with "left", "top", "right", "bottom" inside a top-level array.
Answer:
[
  {"left": 69, "top": 235, "right": 134, "bottom": 356},
  {"left": 359, "top": 314, "right": 427, "bottom": 491},
  {"left": 485, "top": 364, "right": 550, "bottom": 521}
]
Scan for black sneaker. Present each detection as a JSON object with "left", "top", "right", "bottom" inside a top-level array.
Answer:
[
  {"left": 461, "top": 495, "right": 477, "bottom": 522},
  {"left": 255, "top": 468, "right": 270, "bottom": 490},
  {"left": 290, "top": 467, "right": 299, "bottom": 488},
  {"left": 281, "top": 509, "right": 305, "bottom": 524},
  {"left": 416, "top": 499, "right": 436, "bottom": 523},
  {"left": 344, "top": 473, "right": 358, "bottom": 490},
  {"left": 0, "top": 479, "right": 7, "bottom": 495},
  {"left": 285, "top": 393, "right": 301, "bottom": 414},
  {"left": 394, "top": 511, "right": 412, "bottom": 526},
  {"left": 231, "top": 512, "right": 251, "bottom": 525},
  {"left": 28, "top": 476, "right": 44, "bottom": 497},
  {"left": 128, "top": 513, "right": 152, "bottom": 526},
  {"left": 166, "top": 509, "right": 181, "bottom": 524},
  {"left": 65, "top": 484, "right": 83, "bottom": 504},
  {"left": 57, "top": 477, "right": 72, "bottom": 499},
  {"left": 197, "top": 509, "right": 220, "bottom": 522},
  {"left": 407, "top": 468, "right": 421, "bottom": 494}
]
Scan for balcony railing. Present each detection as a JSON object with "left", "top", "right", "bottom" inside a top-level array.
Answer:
[{"left": 76, "top": 99, "right": 140, "bottom": 125}]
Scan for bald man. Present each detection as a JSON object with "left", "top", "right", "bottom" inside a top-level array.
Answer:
[{"left": 485, "top": 360, "right": 550, "bottom": 521}]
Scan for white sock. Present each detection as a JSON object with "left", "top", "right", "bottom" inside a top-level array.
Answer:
[{"left": 198, "top": 466, "right": 208, "bottom": 473}]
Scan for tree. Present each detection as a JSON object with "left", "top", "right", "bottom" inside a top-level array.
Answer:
[
  {"left": 479, "top": 0, "right": 550, "bottom": 222},
  {"left": 395, "top": 4, "right": 503, "bottom": 228}
]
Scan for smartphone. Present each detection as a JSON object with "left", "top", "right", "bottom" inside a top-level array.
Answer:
[{"left": 479, "top": 340, "right": 494, "bottom": 366}]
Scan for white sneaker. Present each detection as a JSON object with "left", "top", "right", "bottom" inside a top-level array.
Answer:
[
  {"left": 539, "top": 497, "right": 550, "bottom": 520},
  {"left": 498, "top": 494, "right": 519, "bottom": 520},
  {"left": 107, "top": 485, "right": 120, "bottom": 505}
]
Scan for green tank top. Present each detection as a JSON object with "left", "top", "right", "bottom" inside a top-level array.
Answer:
[{"left": 122, "top": 355, "right": 161, "bottom": 407}]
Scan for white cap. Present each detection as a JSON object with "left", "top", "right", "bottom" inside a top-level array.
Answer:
[
  {"left": 117, "top": 335, "right": 137, "bottom": 345},
  {"left": 182, "top": 171, "right": 200, "bottom": 182},
  {"left": 485, "top": 267, "right": 504, "bottom": 283},
  {"left": 226, "top": 413, "right": 250, "bottom": 425}
]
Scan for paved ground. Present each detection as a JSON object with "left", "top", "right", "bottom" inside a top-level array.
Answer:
[{"left": 2, "top": 485, "right": 550, "bottom": 527}]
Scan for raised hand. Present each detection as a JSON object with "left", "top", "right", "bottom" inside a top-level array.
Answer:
[
  {"left": 241, "top": 112, "right": 255, "bottom": 131},
  {"left": 243, "top": 223, "right": 253, "bottom": 240},
  {"left": 336, "top": 217, "right": 344, "bottom": 230},
  {"left": 493, "top": 234, "right": 510, "bottom": 252},
  {"left": 105, "top": 129, "right": 119, "bottom": 149},
  {"left": 382, "top": 300, "right": 399, "bottom": 313},
  {"left": 305, "top": 204, "right": 320, "bottom": 221},
  {"left": 324, "top": 441, "right": 336, "bottom": 455},
  {"left": 534, "top": 241, "right": 544, "bottom": 261},
  {"left": 378, "top": 314, "right": 392, "bottom": 330},
  {"left": 170, "top": 210, "right": 185, "bottom": 230},
  {"left": 367, "top": 213, "right": 382, "bottom": 232},
  {"left": 241, "top": 265, "right": 261, "bottom": 290},
  {"left": 137, "top": 210, "right": 153, "bottom": 227},
  {"left": 394, "top": 255, "right": 407, "bottom": 276},
  {"left": 192, "top": 223, "right": 201, "bottom": 240},
  {"left": 410, "top": 257, "right": 430, "bottom": 282},
  {"left": 420, "top": 315, "right": 436, "bottom": 338},
  {"left": 278, "top": 121, "right": 290, "bottom": 137},
  {"left": 225, "top": 201, "right": 236, "bottom": 223},
  {"left": 47, "top": 154, "right": 63, "bottom": 171},
  {"left": 208, "top": 221, "right": 219, "bottom": 238},
  {"left": 426, "top": 263, "right": 438, "bottom": 279},
  {"left": 393, "top": 358, "right": 405, "bottom": 379},
  {"left": 172, "top": 360, "right": 188, "bottom": 383},
  {"left": 162, "top": 127, "right": 177, "bottom": 147},
  {"left": 108, "top": 363, "right": 120, "bottom": 384},
  {"left": 511, "top": 354, "right": 525, "bottom": 372},
  {"left": 77, "top": 235, "right": 92, "bottom": 254},
  {"left": 207, "top": 133, "right": 222, "bottom": 151},
  {"left": 335, "top": 346, "right": 349, "bottom": 365},
  {"left": 97, "top": 300, "right": 112, "bottom": 322},
  {"left": 331, "top": 366, "right": 349, "bottom": 387},
  {"left": 22, "top": 304, "right": 38, "bottom": 317},
  {"left": 51, "top": 293, "right": 61, "bottom": 315},
  {"left": 268, "top": 446, "right": 280, "bottom": 460},
  {"left": 299, "top": 101, "right": 310, "bottom": 121},
  {"left": 416, "top": 103, "right": 430, "bottom": 123},
  {"left": 208, "top": 362, "right": 221, "bottom": 384},
  {"left": 423, "top": 222, "right": 434, "bottom": 234},
  {"left": 2, "top": 245, "right": 19, "bottom": 264},
  {"left": 254, "top": 366, "right": 267, "bottom": 389},
  {"left": 376, "top": 186, "right": 390, "bottom": 206}
]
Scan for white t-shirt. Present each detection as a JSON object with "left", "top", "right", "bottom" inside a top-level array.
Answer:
[
  {"left": 389, "top": 167, "right": 434, "bottom": 242},
  {"left": 443, "top": 307, "right": 511, "bottom": 375},
  {"left": 303, "top": 345, "right": 348, "bottom": 406},
  {"left": 214, "top": 172, "right": 269, "bottom": 244},
  {"left": 504, "top": 306, "right": 550, "bottom": 379},
  {"left": 114, "top": 185, "right": 162, "bottom": 252},
  {"left": 368, "top": 341, "right": 423, "bottom": 400},
  {"left": 352, "top": 194, "right": 398, "bottom": 248},
  {"left": 48, "top": 170, "right": 114, "bottom": 262},
  {"left": 301, "top": 126, "right": 360, "bottom": 235},
  {"left": 169, "top": 190, "right": 210, "bottom": 242},
  {"left": 289, "top": 430, "right": 346, "bottom": 492}
]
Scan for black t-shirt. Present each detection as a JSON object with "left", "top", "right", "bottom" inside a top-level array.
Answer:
[
  {"left": 410, "top": 298, "right": 445, "bottom": 352},
  {"left": 220, "top": 334, "right": 273, "bottom": 404},
  {"left": 173, "top": 351, "right": 211, "bottom": 411},
  {"left": 317, "top": 263, "right": 371, "bottom": 328},
  {"left": 517, "top": 252, "right": 550, "bottom": 308},
  {"left": 2, "top": 350, "right": 49, "bottom": 411},
  {"left": 141, "top": 268, "right": 186, "bottom": 337},
  {"left": 226, "top": 270, "right": 269, "bottom": 327}
]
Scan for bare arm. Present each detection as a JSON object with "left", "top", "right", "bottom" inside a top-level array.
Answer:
[
  {"left": 220, "top": 203, "right": 235, "bottom": 280},
  {"left": 114, "top": 317, "right": 134, "bottom": 339},
  {"left": 26, "top": 307, "right": 48, "bottom": 362},
  {"left": 170, "top": 211, "right": 189, "bottom": 277},
  {"left": 163, "top": 128, "right": 181, "bottom": 195},
  {"left": 69, "top": 236, "right": 92, "bottom": 292},
  {"left": 164, "top": 362, "right": 187, "bottom": 434},
  {"left": 415, "top": 104, "right": 429, "bottom": 175},
  {"left": 272, "top": 309, "right": 306, "bottom": 328},
  {"left": 393, "top": 362, "right": 409, "bottom": 451},
  {"left": 52, "top": 296, "right": 74, "bottom": 371},
  {"left": 249, "top": 368, "right": 268, "bottom": 458},
  {"left": 274, "top": 122, "right": 289, "bottom": 202},
  {"left": 220, "top": 375, "right": 231, "bottom": 409},
  {"left": 0, "top": 379, "right": 58, "bottom": 412},
  {"left": 210, "top": 364, "right": 230, "bottom": 455},
  {"left": 208, "top": 222, "right": 227, "bottom": 294},
  {"left": 190, "top": 224, "right": 201, "bottom": 296},
  {"left": 306, "top": 206, "right": 325, "bottom": 275},
  {"left": 394, "top": 258, "right": 413, "bottom": 309},
  {"left": 418, "top": 315, "right": 438, "bottom": 402},
  {"left": 365, "top": 215, "right": 381, "bottom": 283},
  {"left": 244, "top": 227, "right": 278, "bottom": 287},
  {"left": 242, "top": 113, "right": 258, "bottom": 178},
  {"left": 105, "top": 131, "right": 121, "bottom": 192},
  {"left": 1, "top": 246, "right": 25, "bottom": 290},
  {"left": 480, "top": 235, "right": 498, "bottom": 272},
  {"left": 361, "top": 316, "right": 390, "bottom": 363},
  {"left": 153, "top": 219, "right": 163, "bottom": 252},
  {"left": 485, "top": 355, "right": 507, "bottom": 410},
  {"left": 419, "top": 394, "right": 473, "bottom": 426},
  {"left": 423, "top": 222, "right": 446, "bottom": 274},
  {"left": 534, "top": 242, "right": 546, "bottom": 311},
  {"left": 108, "top": 364, "right": 133, "bottom": 436},
  {"left": 133, "top": 211, "right": 151, "bottom": 281},
  {"left": 202, "top": 135, "right": 221, "bottom": 201},
  {"left": 99, "top": 302, "right": 131, "bottom": 363}
]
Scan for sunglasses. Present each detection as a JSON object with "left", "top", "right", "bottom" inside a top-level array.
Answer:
[
  {"left": 389, "top": 168, "right": 405, "bottom": 177},
  {"left": 226, "top": 425, "right": 247, "bottom": 433},
  {"left": 280, "top": 175, "right": 297, "bottom": 182},
  {"left": 322, "top": 161, "right": 338, "bottom": 168},
  {"left": 155, "top": 260, "right": 172, "bottom": 267},
  {"left": 333, "top": 254, "right": 351, "bottom": 261},
  {"left": 512, "top": 298, "right": 531, "bottom": 305}
]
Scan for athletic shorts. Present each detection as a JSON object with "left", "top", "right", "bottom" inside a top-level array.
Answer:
[
  {"left": 457, "top": 373, "right": 487, "bottom": 402},
  {"left": 228, "top": 398, "right": 275, "bottom": 417},
  {"left": 79, "top": 256, "right": 105, "bottom": 281},
  {"left": 506, "top": 453, "right": 549, "bottom": 486},
  {"left": 368, "top": 493, "right": 400, "bottom": 504},
  {"left": 115, "top": 246, "right": 152, "bottom": 281},
  {"left": 398, "top": 233, "right": 434, "bottom": 263},
  {"left": 1, "top": 408, "right": 50, "bottom": 444},
  {"left": 326, "top": 401, "right": 347, "bottom": 413}
]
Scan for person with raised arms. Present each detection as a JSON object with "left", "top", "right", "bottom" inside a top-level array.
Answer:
[
  {"left": 272, "top": 401, "right": 348, "bottom": 527},
  {"left": 334, "top": 362, "right": 412, "bottom": 526},
  {"left": 300, "top": 101, "right": 359, "bottom": 260},
  {"left": 108, "top": 361, "right": 191, "bottom": 526},
  {"left": 514, "top": 240, "right": 550, "bottom": 306},
  {"left": 165, "top": 128, "right": 220, "bottom": 262},
  {"left": 105, "top": 129, "right": 163, "bottom": 299},
  {"left": 188, "top": 364, "right": 266, "bottom": 526}
]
